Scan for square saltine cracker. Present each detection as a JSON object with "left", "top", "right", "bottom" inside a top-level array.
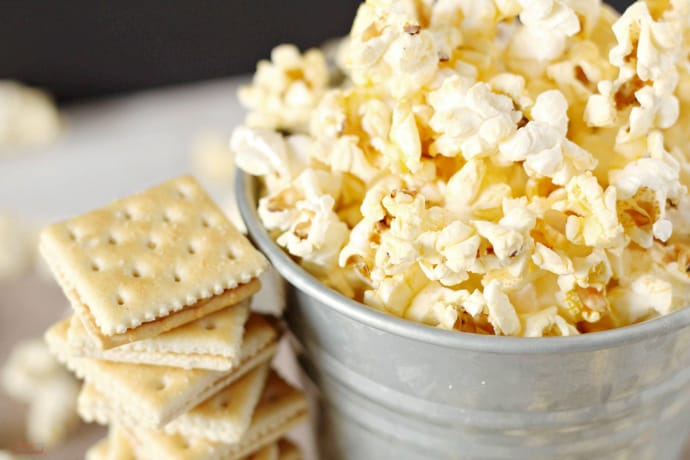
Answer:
[{"left": 39, "top": 176, "right": 267, "bottom": 349}]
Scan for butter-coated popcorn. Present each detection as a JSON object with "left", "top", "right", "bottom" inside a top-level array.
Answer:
[
  {"left": 562, "top": 172, "right": 623, "bottom": 248},
  {"left": 237, "top": 0, "right": 690, "bottom": 336},
  {"left": 532, "top": 242, "right": 573, "bottom": 275},
  {"left": 444, "top": 159, "right": 514, "bottom": 220},
  {"left": 363, "top": 265, "right": 428, "bottom": 316},
  {"left": 389, "top": 102, "right": 423, "bottom": 172},
  {"left": 276, "top": 194, "right": 349, "bottom": 273},
  {"left": 405, "top": 282, "right": 470, "bottom": 329},
  {"left": 239, "top": 44, "right": 329, "bottom": 133},
  {"left": 417, "top": 217, "right": 481, "bottom": 286},
  {"left": 231, "top": 126, "right": 290, "bottom": 179},
  {"left": 610, "top": 273, "right": 674, "bottom": 324},
  {"left": 429, "top": 77, "right": 522, "bottom": 159},
  {"left": 510, "top": 0, "right": 581, "bottom": 61},
  {"left": 498, "top": 90, "right": 597, "bottom": 185},
  {"left": 521, "top": 306, "right": 579, "bottom": 337}
]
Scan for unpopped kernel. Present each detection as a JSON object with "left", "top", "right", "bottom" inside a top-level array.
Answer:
[{"left": 235, "top": 0, "right": 690, "bottom": 336}]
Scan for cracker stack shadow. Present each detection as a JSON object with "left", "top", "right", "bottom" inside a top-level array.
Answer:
[{"left": 40, "top": 176, "right": 308, "bottom": 459}]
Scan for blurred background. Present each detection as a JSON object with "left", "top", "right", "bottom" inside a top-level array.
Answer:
[
  {"left": 1, "top": 0, "right": 631, "bottom": 102},
  {"left": 0, "top": 1, "right": 644, "bottom": 459},
  {"left": 1, "top": 1, "right": 361, "bottom": 103}
]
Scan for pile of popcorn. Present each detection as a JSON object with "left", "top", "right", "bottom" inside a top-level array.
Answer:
[
  {"left": 233, "top": 0, "right": 690, "bottom": 337},
  {"left": 0, "top": 80, "right": 61, "bottom": 154}
]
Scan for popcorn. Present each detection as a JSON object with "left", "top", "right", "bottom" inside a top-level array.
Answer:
[
  {"left": 509, "top": 0, "right": 581, "bottom": 61},
  {"left": 276, "top": 194, "right": 349, "bottom": 276},
  {"left": 546, "top": 40, "right": 615, "bottom": 104},
  {"left": 344, "top": 0, "right": 439, "bottom": 98},
  {"left": 498, "top": 90, "right": 597, "bottom": 185},
  {"left": 2, "top": 339, "right": 81, "bottom": 449},
  {"left": 0, "top": 80, "right": 61, "bottom": 153},
  {"left": 231, "top": 126, "right": 290, "bottom": 178},
  {"left": 532, "top": 242, "right": 573, "bottom": 275},
  {"left": 238, "top": 44, "right": 329, "bottom": 133},
  {"left": 389, "top": 102, "right": 422, "bottom": 172},
  {"left": 363, "top": 265, "right": 428, "bottom": 317},
  {"left": 562, "top": 172, "right": 624, "bottom": 248},
  {"left": 609, "top": 132, "right": 685, "bottom": 244},
  {"left": 428, "top": 77, "right": 522, "bottom": 159},
  {"left": 237, "top": 0, "right": 690, "bottom": 336},
  {"left": 608, "top": 2, "right": 681, "bottom": 84},
  {"left": 521, "top": 306, "right": 579, "bottom": 337},
  {"left": 191, "top": 131, "right": 236, "bottom": 183},
  {"left": 585, "top": 1, "right": 685, "bottom": 142},
  {"left": 610, "top": 274, "right": 674, "bottom": 324},
  {"left": 483, "top": 280, "right": 521, "bottom": 335},
  {"left": 405, "top": 282, "right": 470, "bottom": 329},
  {"left": 417, "top": 216, "right": 481, "bottom": 286},
  {"left": 444, "top": 158, "right": 514, "bottom": 221}
]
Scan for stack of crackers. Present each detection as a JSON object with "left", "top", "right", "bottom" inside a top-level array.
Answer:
[{"left": 39, "top": 176, "right": 307, "bottom": 459}]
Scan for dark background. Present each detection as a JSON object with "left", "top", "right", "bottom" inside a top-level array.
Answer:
[{"left": 0, "top": 1, "right": 632, "bottom": 104}]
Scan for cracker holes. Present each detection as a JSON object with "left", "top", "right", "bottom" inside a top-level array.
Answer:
[
  {"left": 90, "top": 261, "right": 101, "bottom": 272},
  {"left": 118, "top": 209, "right": 133, "bottom": 221},
  {"left": 116, "top": 295, "right": 125, "bottom": 306},
  {"left": 218, "top": 399, "right": 229, "bottom": 409},
  {"left": 201, "top": 216, "right": 211, "bottom": 228},
  {"left": 131, "top": 267, "right": 142, "bottom": 278},
  {"left": 187, "top": 244, "right": 197, "bottom": 255},
  {"left": 175, "top": 187, "right": 188, "bottom": 199},
  {"left": 173, "top": 272, "right": 182, "bottom": 283},
  {"left": 162, "top": 212, "right": 172, "bottom": 224},
  {"left": 68, "top": 230, "right": 77, "bottom": 242},
  {"left": 107, "top": 235, "right": 118, "bottom": 246},
  {"left": 202, "top": 321, "right": 216, "bottom": 331},
  {"left": 147, "top": 240, "right": 158, "bottom": 250},
  {"left": 226, "top": 249, "right": 236, "bottom": 261},
  {"left": 154, "top": 375, "right": 174, "bottom": 392}
]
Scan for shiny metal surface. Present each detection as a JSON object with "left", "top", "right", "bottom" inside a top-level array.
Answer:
[{"left": 237, "top": 171, "right": 690, "bottom": 460}]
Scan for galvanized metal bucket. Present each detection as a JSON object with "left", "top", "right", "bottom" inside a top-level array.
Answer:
[{"left": 237, "top": 172, "right": 690, "bottom": 460}]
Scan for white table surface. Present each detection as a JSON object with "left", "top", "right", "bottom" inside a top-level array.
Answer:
[{"left": 0, "top": 77, "right": 317, "bottom": 460}]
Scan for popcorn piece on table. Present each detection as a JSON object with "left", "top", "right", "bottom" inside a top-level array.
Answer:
[
  {"left": 0, "top": 80, "right": 61, "bottom": 153},
  {"left": 1, "top": 338, "right": 81, "bottom": 449}
]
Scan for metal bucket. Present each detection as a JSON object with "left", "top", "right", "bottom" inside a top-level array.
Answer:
[{"left": 236, "top": 172, "right": 690, "bottom": 460}]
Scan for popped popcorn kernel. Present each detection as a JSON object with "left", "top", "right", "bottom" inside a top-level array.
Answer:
[
  {"left": 484, "top": 279, "right": 521, "bottom": 336},
  {"left": 429, "top": 77, "right": 522, "bottom": 159},
  {"left": 563, "top": 172, "right": 624, "bottom": 248},
  {"left": 509, "top": 0, "right": 581, "bottom": 61},
  {"left": 239, "top": 44, "right": 329, "bottom": 133},
  {"left": 521, "top": 306, "right": 580, "bottom": 337}
]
